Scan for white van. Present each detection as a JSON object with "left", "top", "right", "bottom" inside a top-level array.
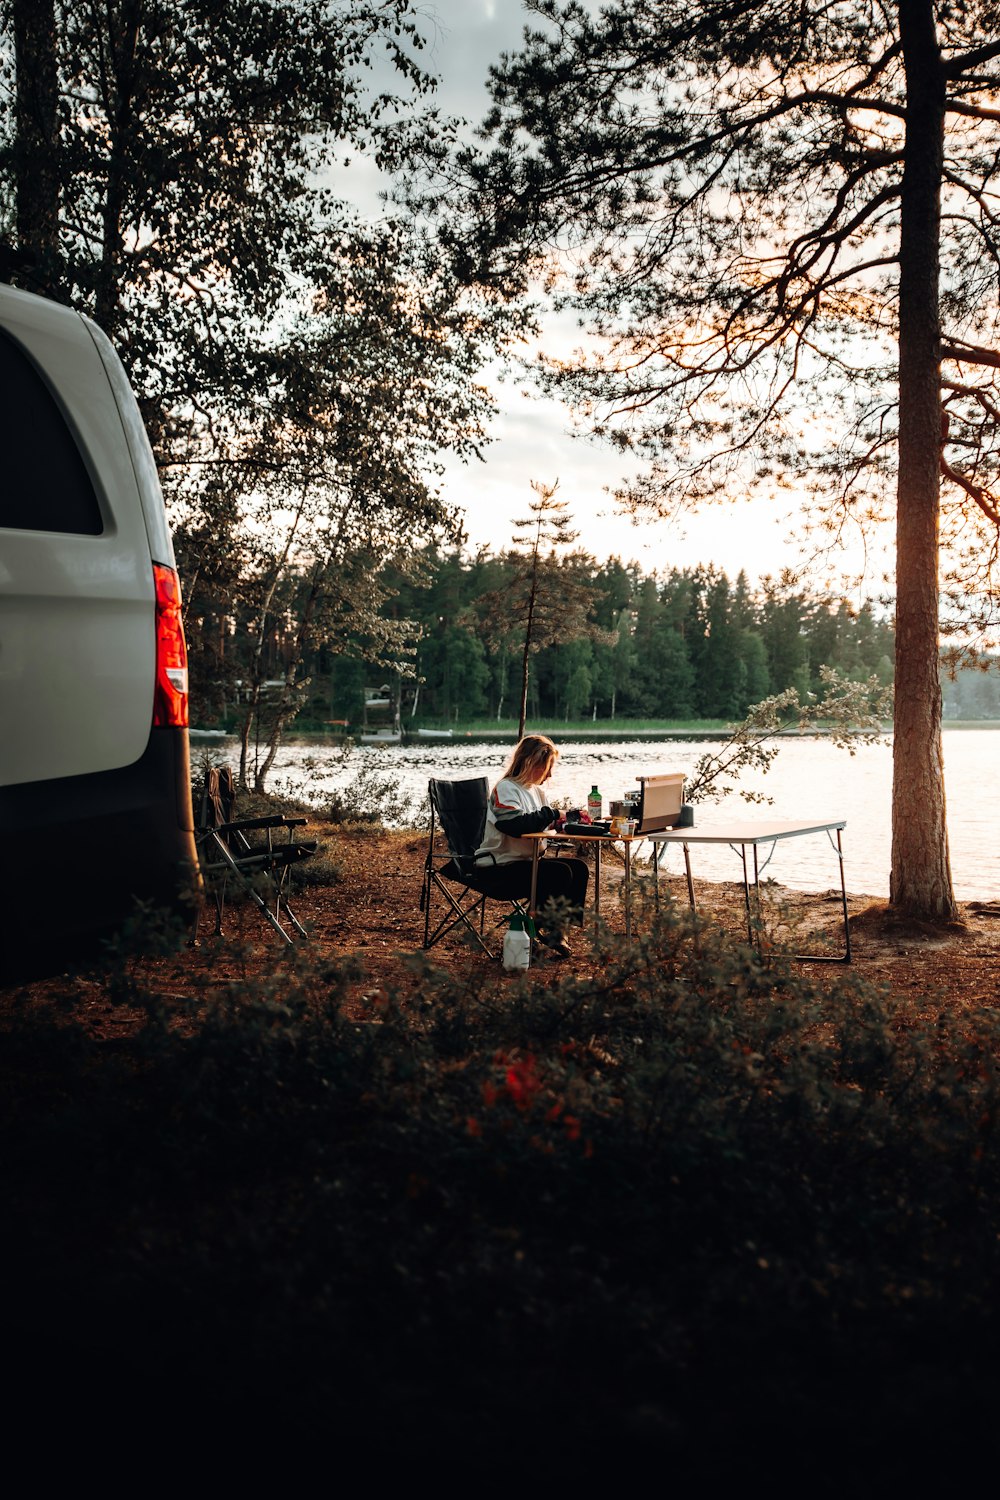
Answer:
[{"left": 0, "top": 281, "right": 197, "bottom": 976}]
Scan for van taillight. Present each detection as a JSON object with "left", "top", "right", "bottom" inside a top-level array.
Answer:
[{"left": 152, "top": 562, "right": 189, "bottom": 728}]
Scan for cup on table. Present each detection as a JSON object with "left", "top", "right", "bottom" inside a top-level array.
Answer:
[{"left": 624, "top": 818, "right": 638, "bottom": 836}]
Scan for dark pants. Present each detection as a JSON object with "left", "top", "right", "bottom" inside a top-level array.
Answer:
[{"left": 474, "top": 856, "right": 589, "bottom": 928}]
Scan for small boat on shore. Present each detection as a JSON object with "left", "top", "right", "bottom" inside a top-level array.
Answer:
[
  {"left": 360, "top": 729, "right": 402, "bottom": 745},
  {"left": 407, "top": 727, "right": 454, "bottom": 740}
]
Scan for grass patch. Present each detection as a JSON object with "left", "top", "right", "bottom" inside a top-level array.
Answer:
[{"left": 442, "top": 716, "right": 734, "bottom": 733}]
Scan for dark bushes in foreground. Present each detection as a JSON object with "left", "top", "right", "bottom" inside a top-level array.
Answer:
[{"left": 2, "top": 907, "right": 999, "bottom": 1471}]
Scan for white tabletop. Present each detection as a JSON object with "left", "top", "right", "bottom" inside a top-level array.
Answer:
[{"left": 648, "top": 818, "right": 846, "bottom": 845}]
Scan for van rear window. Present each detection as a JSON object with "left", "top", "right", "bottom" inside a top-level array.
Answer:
[{"left": 0, "top": 328, "right": 104, "bottom": 535}]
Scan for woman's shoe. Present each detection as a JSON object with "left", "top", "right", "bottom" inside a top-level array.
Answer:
[{"left": 538, "top": 930, "right": 572, "bottom": 959}]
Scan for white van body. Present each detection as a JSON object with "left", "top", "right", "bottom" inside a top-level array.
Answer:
[{"left": 0, "top": 281, "right": 197, "bottom": 974}]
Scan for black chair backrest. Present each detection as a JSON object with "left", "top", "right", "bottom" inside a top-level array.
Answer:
[
  {"left": 201, "top": 765, "right": 238, "bottom": 831},
  {"left": 198, "top": 765, "right": 259, "bottom": 860},
  {"left": 429, "top": 777, "right": 490, "bottom": 863}
]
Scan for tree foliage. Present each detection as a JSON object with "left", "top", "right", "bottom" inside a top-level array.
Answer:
[
  {"left": 425, "top": 0, "right": 1000, "bottom": 917},
  {"left": 2, "top": 0, "right": 443, "bottom": 412},
  {"left": 0, "top": 0, "right": 516, "bottom": 785},
  {"left": 453, "top": 0, "right": 999, "bottom": 566}
]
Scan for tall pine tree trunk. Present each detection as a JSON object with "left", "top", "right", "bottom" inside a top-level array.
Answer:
[
  {"left": 94, "top": 7, "right": 140, "bottom": 341},
  {"left": 254, "top": 560, "right": 326, "bottom": 793},
  {"left": 891, "top": 0, "right": 956, "bottom": 918},
  {"left": 12, "top": 0, "right": 61, "bottom": 295}
]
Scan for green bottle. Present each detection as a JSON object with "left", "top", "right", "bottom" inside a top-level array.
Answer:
[{"left": 587, "top": 784, "right": 602, "bottom": 820}]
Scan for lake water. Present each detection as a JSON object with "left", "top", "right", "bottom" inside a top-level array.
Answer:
[{"left": 223, "top": 731, "right": 998, "bottom": 901}]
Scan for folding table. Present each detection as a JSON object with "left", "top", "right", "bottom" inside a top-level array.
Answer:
[
  {"left": 524, "top": 773, "right": 688, "bottom": 942},
  {"left": 524, "top": 827, "right": 644, "bottom": 940},
  {"left": 648, "top": 818, "right": 851, "bottom": 963}
]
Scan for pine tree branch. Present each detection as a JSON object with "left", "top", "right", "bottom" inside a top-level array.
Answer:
[
  {"left": 941, "top": 456, "right": 1000, "bottom": 526},
  {"left": 944, "top": 39, "right": 1000, "bottom": 80},
  {"left": 941, "top": 339, "right": 1000, "bottom": 369}
]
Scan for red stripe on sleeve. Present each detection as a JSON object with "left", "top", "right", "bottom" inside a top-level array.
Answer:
[{"left": 491, "top": 789, "right": 521, "bottom": 813}]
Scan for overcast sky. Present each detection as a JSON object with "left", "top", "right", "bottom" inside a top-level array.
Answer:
[{"left": 357, "top": 0, "right": 885, "bottom": 591}]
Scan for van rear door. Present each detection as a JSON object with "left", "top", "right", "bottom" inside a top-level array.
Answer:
[
  {"left": 0, "top": 284, "right": 156, "bottom": 785},
  {"left": 0, "top": 283, "right": 197, "bottom": 974}
]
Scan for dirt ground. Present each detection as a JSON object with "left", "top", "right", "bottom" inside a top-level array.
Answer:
[{"left": 6, "top": 825, "right": 999, "bottom": 1029}]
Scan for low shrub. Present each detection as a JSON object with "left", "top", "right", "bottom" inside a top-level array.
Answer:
[
  {"left": 282, "top": 845, "right": 342, "bottom": 887},
  {"left": 324, "top": 761, "right": 420, "bottom": 827},
  {"left": 3, "top": 905, "right": 999, "bottom": 1467}
]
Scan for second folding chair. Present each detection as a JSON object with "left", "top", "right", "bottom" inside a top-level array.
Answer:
[{"left": 194, "top": 765, "right": 317, "bottom": 944}]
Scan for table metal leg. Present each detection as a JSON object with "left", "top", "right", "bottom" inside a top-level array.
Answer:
[
  {"left": 751, "top": 831, "right": 851, "bottom": 965},
  {"left": 790, "top": 827, "right": 851, "bottom": 964},
  {"left": 650, "top": 838, "right": 691, "bottom": 917},
  {"left": 528, "top": 844, "right": 540, "bottom": 938},
  {"left": 740, "top": 843, "right": 753, "bottom": 944},
  {"left": 837, "top": 828, "right": 852, "bottom": 963},
  {"left": 752, "top": 843, "right": 761, "bottom": 945},
  {"left": 683, "top": 843, "right": 695, "bottom": 908},
  {"left": 624, "top": 840, "right": 632, "bottom": 941}
]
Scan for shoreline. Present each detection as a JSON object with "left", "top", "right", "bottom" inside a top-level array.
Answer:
[{"left": 190, "top": 721, "right": 1000, "bottom": 744}]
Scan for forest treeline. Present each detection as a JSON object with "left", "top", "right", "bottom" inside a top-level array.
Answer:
[{"left": 184, "top": 547, "right": 897, "bottom": 729}]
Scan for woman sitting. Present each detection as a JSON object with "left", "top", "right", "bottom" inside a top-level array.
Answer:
[{"left": 474, "top": 733, "right": 589, "bottom": 958}]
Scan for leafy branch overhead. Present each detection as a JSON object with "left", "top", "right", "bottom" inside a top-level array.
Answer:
[
  {"left": 453, "top": 1, "right": 1000, "bottom": 581},
  {"left": 0, "top": 0, "right": 523, "bottom": 788},
  {"left": 428, "top": 0, "right": 1000, "bottom": 917},
  {"left": 686, "top": 666, "right": 892, "bottom": 807}
]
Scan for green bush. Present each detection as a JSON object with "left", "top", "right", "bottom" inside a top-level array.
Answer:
[
  {"left": 324, "top": 762, "right": 420, "bottom": 827},
  {"left": 282, "top": 846, "right": 342, "bottom": 887},
  {"left": 3, "top": 906, "right": 998, "bottom": 1466}
]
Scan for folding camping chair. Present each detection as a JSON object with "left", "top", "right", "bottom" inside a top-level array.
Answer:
[
  {"left": 193, "top": 765, "right": 317, "bottom": 944},
  {"left": 420, "top": 777, "right": 529, "bottom": 958}
]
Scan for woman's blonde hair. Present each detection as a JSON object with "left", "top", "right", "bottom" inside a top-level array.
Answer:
[{"left": 502, "top": 733, "right": 558, "bottom": 786}]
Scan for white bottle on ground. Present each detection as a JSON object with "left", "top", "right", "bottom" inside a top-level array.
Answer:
[{"left": 502, "top": 914, "right": 531, "bottom": 970}]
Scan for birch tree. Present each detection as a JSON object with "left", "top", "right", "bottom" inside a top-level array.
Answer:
[{"left": 1, "top": 0, "right": 510, "bottom": 772}]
